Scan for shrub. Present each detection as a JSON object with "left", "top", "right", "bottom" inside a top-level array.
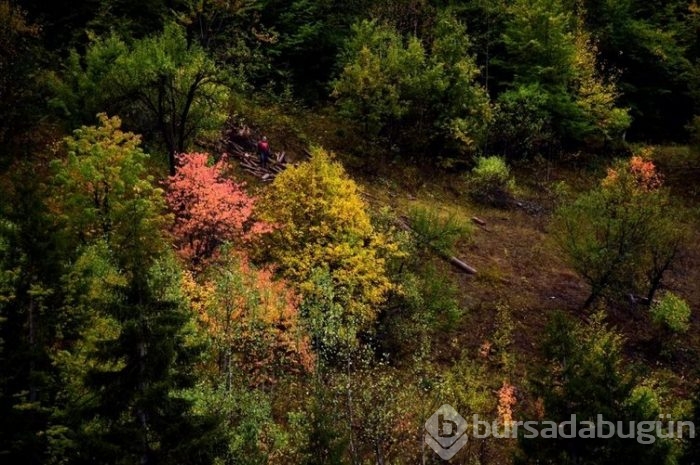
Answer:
[
  {"left": 258, "top": 147, "right": 401, "bottom": 352},
  {"left": 650, "top": 291, "right": 691, "bottom": 334},
  {"left": 467, "top": 156, "right": 515, "bottom": 206},
  {"left": 492, "top": 83, "right": 552, "bottom": 157},
  {"left": 554, "top": 154, "right": 684, "bottom": 307},
  {"left": 407, "top": 206, "right": 471, "bottom": 256}
]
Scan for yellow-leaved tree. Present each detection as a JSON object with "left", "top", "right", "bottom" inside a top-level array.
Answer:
[{"left": 258, "top": 147, "right": 400, "bottom": 354}]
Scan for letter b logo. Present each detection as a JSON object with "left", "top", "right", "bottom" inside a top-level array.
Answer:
[
  {"left": 425, "top": 405, "right": 468, "bottom": 460},
  {"left": 439, "top": 414, "right": 458, "bottom": 437}
]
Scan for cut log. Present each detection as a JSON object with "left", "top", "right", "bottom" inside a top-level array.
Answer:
[
  {"left": 223, "top": 122, "right": 290, "bottom": 181},
  {"left": 397, "top": 216, "right": 477, "bottom": 275},
  {"left": 229, "top": 142, "right": 248, "bottom": 154},
  {"left": 447, "top": 256, "right": 478, "bottom": 275}
]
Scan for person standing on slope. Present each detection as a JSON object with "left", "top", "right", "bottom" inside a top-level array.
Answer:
[{"left": 257, "top": 136, "right": 270, "bottom": 169}]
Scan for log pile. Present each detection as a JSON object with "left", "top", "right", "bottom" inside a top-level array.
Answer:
[
  {"left": 221, "top": 122, "right": 290, "bottom": 181},
  {"left": 227, "top": 141, "right": 288, "bottom": 181}
]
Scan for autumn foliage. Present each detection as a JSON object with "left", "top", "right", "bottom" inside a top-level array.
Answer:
[
  {"left": 497, "top": 380, "right": 517, "bottom": 428},
  {"left": 183, "top": 249, "right": 314, "bottom": 386},
  {"left": 602, "top": 150, "right": 663, "bottom": 192},
  {"left": 555, "top": 151, "right": 683, "bottom": 306},
  {"left": 258, "top": 147, "right": 400, "bottom": 348},
  {"left": 167, "top": 152, "right": 269, "bottom": 264}
]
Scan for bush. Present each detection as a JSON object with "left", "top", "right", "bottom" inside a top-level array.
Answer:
[
  {"left": 467, "top": 156, "right": 515, "bottom": 206},
  {"left": 553, "top": 154, "right": 684, "bottom": 307},
  {"left": 492, "top": 83, "right": 552, "bottom": 157},
  {"left": 407, "top": 206, "right": 471, "bottom": 256},
  {"left": 650, "top": 291, "right": 691, "bottom": 334},
  {"left": 258, "top": 147, "right": 401, "bottom": 352}
]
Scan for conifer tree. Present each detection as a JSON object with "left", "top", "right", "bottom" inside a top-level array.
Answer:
[
  {"left": 50, "top": 116, "right": 224, "bottom": 465},
  {"left": 517, "top": 312, "right": 673, "bottom": 465}
]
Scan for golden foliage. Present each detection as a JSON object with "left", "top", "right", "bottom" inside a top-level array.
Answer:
[{"left": 259, "top": 147, "right": 400, "bottom": 333}]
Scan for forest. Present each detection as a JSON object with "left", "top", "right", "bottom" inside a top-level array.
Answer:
[{"left": 1, "top": 0, "right": 699, "bottom": 464}]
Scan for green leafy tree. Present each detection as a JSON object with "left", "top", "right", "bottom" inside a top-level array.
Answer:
[
  {"left": 332, "top": 19, "right": 412, "bottom": 136},
  {"left": 553, "top": 154, "right": 683, "bottom": 307},
  {"left": 517, "top": 312, "right": 674, "bottom": 465},
  {"left": 50, "top": 24, "right": 230, "bottom": 174},
  {"left": 52, "top": 113, "right": 169, "bottom": 276},
  {"left": 332, "top": 13, "right": 491, "bottom": 157}
]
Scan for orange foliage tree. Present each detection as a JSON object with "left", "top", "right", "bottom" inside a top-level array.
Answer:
[
  {"left": 183, "top": 248, "right": 314, "bottom": 388},
  {"left": 167, "top": 152, "right": 269, "bottom": 265}
]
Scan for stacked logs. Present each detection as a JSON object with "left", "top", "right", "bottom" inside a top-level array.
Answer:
[
  {"left": 222, "top": 122, "right": 289, "bottom": 181},
  {"left": 227, "top": 141, "right": 287, "bottom": 181}
]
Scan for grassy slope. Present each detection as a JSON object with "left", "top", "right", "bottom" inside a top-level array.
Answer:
[{"left": 235, "top": 100, "right": 700, "bottom": 416}]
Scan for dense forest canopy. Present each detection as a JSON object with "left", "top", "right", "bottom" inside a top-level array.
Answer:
[{"left": 1, "top": 1, "right": 699, "bottom": 464}]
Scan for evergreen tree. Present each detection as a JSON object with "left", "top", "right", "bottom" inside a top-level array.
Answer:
[
  {"left": 517, "top": 312, "right": 673, "bottom": 465},
  {"left": 48, "top": 116, "right": 225, "bottom": 465},
  {"left": 582, "top": 0, "right": 699, "bottom": 140},
  {"left": 69, "top": 254, "right": 224, "bottom": 465},
  {"left": 498, "top": 0, "right": 629, "bottom": 154},
  {"left": 0, "top": 160, "right": 68, "bottom": 465}
]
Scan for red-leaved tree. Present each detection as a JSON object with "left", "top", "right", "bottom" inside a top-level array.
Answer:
[{"left": 167, "top": 152, "right": 269, "bottom": 264}]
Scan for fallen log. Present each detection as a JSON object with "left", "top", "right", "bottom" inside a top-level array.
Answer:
[
  {"left": 397, "top": 216, "right": 477, "bottom": 275},
  {"left": 448, "top": 256, "right": 478, "bottom": 275},
  {"left": 471, "top": 216, "right": 487, "bottom": 226}
]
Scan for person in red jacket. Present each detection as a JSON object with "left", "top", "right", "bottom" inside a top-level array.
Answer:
[{"left": 257, "top": 136, "right": 270, "bottom": 169}]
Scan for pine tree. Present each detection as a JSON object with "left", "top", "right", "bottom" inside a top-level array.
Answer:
[
  {"left": 49, "top": 116, "right": 225, "bottom": 465},
  {"left": 517, "top": 312, "right": 673, "bottom": 465},
  {"left": 0, "top": 161, "right": 68, "bottom": 465}
]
